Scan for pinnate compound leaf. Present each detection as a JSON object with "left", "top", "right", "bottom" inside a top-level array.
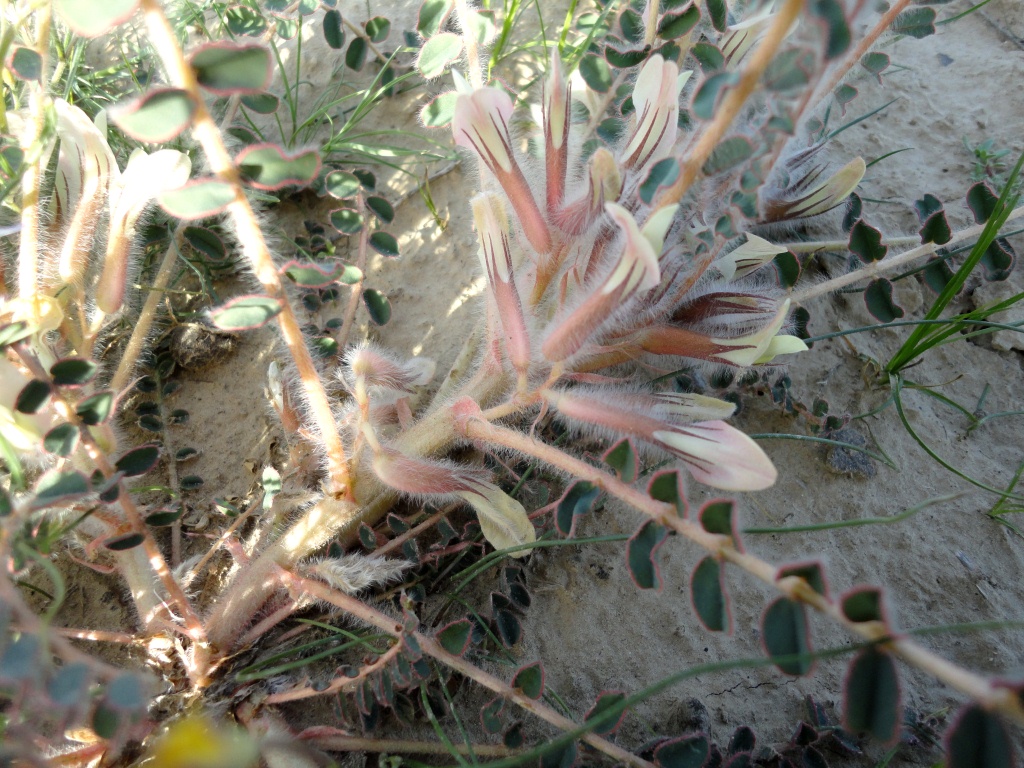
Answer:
[
  {"left": 626, "top": 519, "right": 669, "bottom": 590},
  {"left": 511, "top": 663, "right": 544, "bottom": 699},
  {"left": 860, "top": 52, "right": 889, "bottom": 82},
  {"left": 115, "top": 445, "right": 160, "bottom": 477},
  {"left": 236, "top": 144, "right": 320, "bottom": 190},
  {"left": 283, "top": 260, "right": 345, "bottom": 287},
  {"left": 579, "top": 54, "right": 613, "bottom": 93},
  {"left": 699, "top": 499, "right": 742, "bottom": 550},
  {"left": 190, "top": 43, "right": 271, "bottom": 95},
  {"left": 555, "top": 481, "right": 600, "bottom": 537},
  {"left": 15, "top": 379, "right": 50, "bottom": 413},
  {"left": 50, "top": 358, "right": 98, "bottom": 386},
  {"left": 325, "top": 170, "right": 361, "bottom": 199},
  {"left": 762, "top": 597, "right": 813, "bottom": 676},
  {"left": 891, "top": 7, "right": 936, "bottom": 38},
  {"left": 346, "top": 37, "right": 368, "bottom": 71},
  {"left": 77, "top": 391, "right": 114, "bottom": 425},
  {"left": 438, "top": 619, "right": 473, "bottom": 656},
  {"left": 967, "top": 181, "right": 998, "bottom": 223},
  {"left": 224, "top": 4, "right": 267, "bottom": 36},
  {"left": 693, "top": 72, "right": 738, "bottom": 120},
  {"left": 416, "top": 32, "right": 463, "bottom": 79},
  {"left": 48, "top": 663, "right": 91, "bottom": 707},
  {"left": 705, "top": 0, "right": 728, "bottom": 32},
  {"left": 159, "top": 179, "right": 235, "bottom": 220},
  {"left": 945, "top": 705, "right": 1015, "bottom": 768},
  {"left": 210, "top": 295, "right": 283, "bottom": 330},
  {"left": 418, "top": 0, "right": 453, "bottom": 37},
  {"left": 112, "top": 88, "right": 195, "bottom": 143},
  {"left": 702, "top": 136, "right": 754, "bottom": 176},
  {"left": 809, "top": 0, "right": 851, "bottom": 59},
  {"left": 323, "top": 9, "right": 345, "bottom": 48},
  {"left": 44, "top": 423, "right": 79, "bottom": 457},
  {"left": 654, "top": 734, "right": 710, "bottom": 768},
  {"left": 421, "top": 91, "right": 458, "bottom": 127},
  {"left": 841, "top": 586, "right": 885, "bottom": 624},
  {"left": 864, "top": 278, "right": 904, "bottom": 323},
  {"left": 364, "top": 16, "right": 391, "bottom": 43},
  {"left": 691, "top": 555, "right": 730, "bottom": 632},
  {"left": 604, "top": 439, "right": 637, "bottom": 482},
  {"left": 584, "top": 691, "right": 627, "bottom": 735},
  {"left": 658, "top": 5, "right": 701, "bottom": 39},
  {"left": 914, "top": 194, "right": 951, "bottom": 245},
  {"left": 843, "top": 646, "right": 901, "bottom": 743},
  {"left": 640, "top": 158, "right": 680, "bottom": 204},
  {"left": 240, "top": 93, "right": 279, "bottom": 114},
  {"left": 54, "top": 0, "right": 139, "bottom": 37},
  {"left": 8, "top": 47, "right": 42, "bottom": 81},
  {"left": 648, "top": 470, "right": 686, "bottom": 515},
  {"left": 363, "top": 289, "right": 391, "bottom": 326},
  {"left": 370, "top": 232, "right": 399, "bottom": 257},
  {"left": 31, "top": 470, "right": 90, "bottom": 509},
  {"left": 366, "top": 196, "right": 395, "bottom": 223},
  {"left": 481, "top": 698, "right": 504, "bottom": 733},
  {"left": 777, "top": 561, "right": 829, "bottom": 598},
  {"left": 183, "top": 227, "right": 227, "bottom": 261},
  {"left": 330, "top": 208, "right": 364, "bottom": 234},
  {"left": 848, "top": 219, "right": 887, "bottom": 262}
]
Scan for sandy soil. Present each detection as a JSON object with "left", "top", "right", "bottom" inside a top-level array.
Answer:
[{"left": 48, "top": 1, "right": 1024, "bottom": 764}]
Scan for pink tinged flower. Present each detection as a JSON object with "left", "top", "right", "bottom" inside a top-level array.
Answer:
[
  {"left": 455, "top": 482, "right": 536, "bottom": 557},
  {"left": 720, "top": 6, "right": 778, "bottom": 68},
  {"left": 544, "top": 388, "right": 774, "bottom": 491},
  {"left": 641, "top": 299, "right": 794, "bottom": 367},
  {"left": 761, "top": 157, "right": 866, "bottom": 223},
  {"left": 652, "top": 421, "right": 777, "bottom": 491},
  {"left": 97, "top": 149, "right": 191, "bottom": 314},
  {"left": 621, "top": 55, "right": 691, "bottom": 170},
  {"left": 541, "top": 204, "right": 661, "bottom": 362},
  {"left": 715, "top": 234, "right": 787, "bottom": 282},
  {"left": 345, "top": 343, "right": 435, "bottom": 395},
  {"left": 452, "top": 87, "right": 552, "bottom": 255},
  {"left": 472, "top": 195, "right": 532, "bottom": 375},
  {"left": 53, "top": 100, "right": 117, "bottom": 285},
  {"left": 543, "top": 51, "right": 570, "bottom": 214},
  {"left": 672, "top": 291, "right": 777, "bottom": 326},
  {"left": 551, "top": 147, "right": 621, "bottom": 236}
]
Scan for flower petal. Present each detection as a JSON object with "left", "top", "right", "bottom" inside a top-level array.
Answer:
[
  {"left": 653, "top": 421, "right": 777, "bottom": 491},
  {"left": 457, "top": 483, "right": 536, "bottom": 557}
]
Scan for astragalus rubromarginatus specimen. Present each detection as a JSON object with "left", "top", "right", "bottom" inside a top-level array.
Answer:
[{"left": 1, "top": 0, "right": 1023, "bottom": 764}]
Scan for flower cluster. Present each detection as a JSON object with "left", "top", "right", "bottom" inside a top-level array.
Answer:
[{"left": 358, "top": 51, "right": 864, "bottom": 550}]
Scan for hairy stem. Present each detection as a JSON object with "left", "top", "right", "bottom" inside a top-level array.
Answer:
[
  {"left": 791, "top": 205, "right": 1024, "bottom": 303},
  {"left": 465, "top": 418, "right": 1024, "bottom": 725},
  {"left": 280, "top": 569, "right": 658, "bottom": 768},
  {"left": 139, "top": 0, "right": 352, "bottom": 498},
  {"left": 654, "top": 0, "right": 803, "bottom": 210}
]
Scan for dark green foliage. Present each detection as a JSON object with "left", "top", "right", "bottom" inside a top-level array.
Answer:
[
  {"left": 809, "top": 0, "right": 851, "bottom": 59},
  {"left": 640, "top": 157, "right": 680, "bottom": 204},
  {"left": 864, "top": 279, "right": 904, "bottom": 322},
  {"left": 50, "top": 358, "right": 98, "bottom": 386},
  {"left": 14, "top": 379, "right": 49, "bottom": 414},
  {"left": 648, "top": 470, "right": 686, "bottom": 515},
  {"left": 843, "top": 646, "right": 901, "bottom": 743},
  {"left": 210, "top": 295, "right": 283, "bottom": 330},
  {"left": 369, "top": 232, "right": 399, "bottom": 257},
  {"left": 626, "top": 519, "right": 669, "bottom": 590},
  {"left": 604, "top": 439, "right": 637, "bottom": 482},
  {"left": 914, "top": 194, "right": 952, "bottom": 245},
  {"left": 776, "top": 561, "right": 829, "bottom": 597},
  {"left": 848, "top": 219, "right": 887, "bottom": 262},
  {"left": 190, "top": 42, "right": 271, "bottom": 94},
  {"left": 657, "top": 5, "right": 700, "bottom": 39},
  {"left": 762, "top": 598, "right": 813, "bottom": 676},
  {"left": 511, "top": 662, "right": 544, "bottom": 699},
  {"left": 438, "top": 620, "right": 472, "bottom": 655},
  {"left": 654, "top": 733, "right": 710, "bottom": 768},
  {"left": 946, "top": 705, "right": 1016, "bottom": 768},
  {"left": 841, "top": 587, "right": 885, "bottom": 624},
  {"left": 585, "top": 691, "right": 627, "bottom": 735},
  {"left": 579, "top": 54, "right": 613, "bottom": 93},
  {"left": 699, "top": 499, "right": 741, "bottom": 550},
  {"left": 555, "top": 481, "right": 601, "bottom": 537},
  {"left": 691, "top": 556, "right": 730, "bottom": 632},
  {"left": 363, "top": 289, "right": 392, "bottom": 325}
]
